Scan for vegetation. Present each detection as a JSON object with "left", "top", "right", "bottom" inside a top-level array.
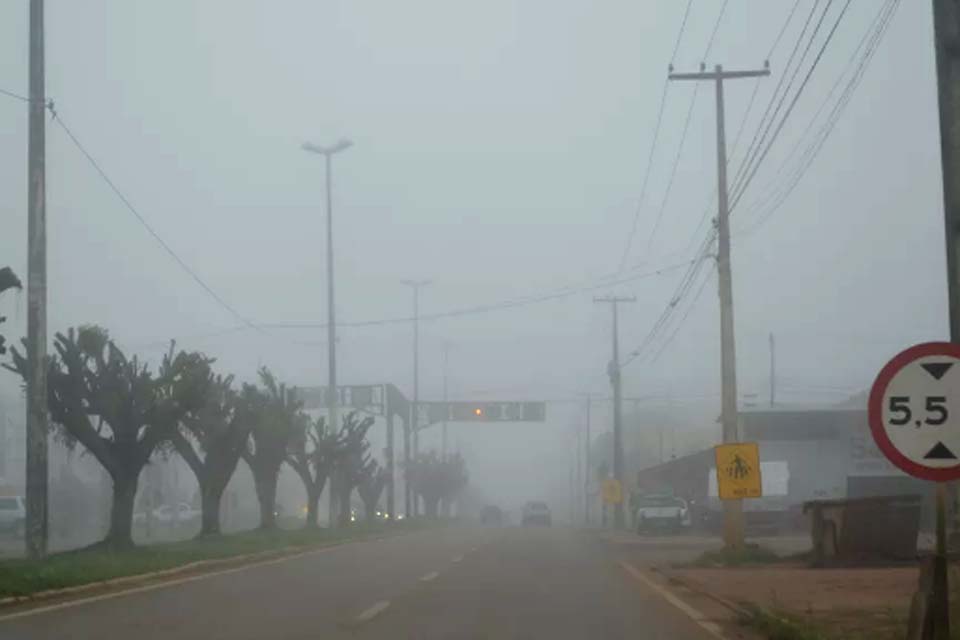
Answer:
[
  {"left": 737, "top": 606, "right": 829, "bottom": 640},
  {"left": 357, "top": 459, "right": 388, "bottom": 522},
  {"left": 0, "top": 267, "right": 20, "bottom": 357},
  {"left": 5, "top": 327, "right": 211, "bottom": 550},
  {"left": 286, "top": 413, "right": 341, "bottom": 529},
  {"left": 408, "top": 451, "right": 468, "bottom": 518},
  {"left": 691, "top": 544, "right": 781, "bottom": 567},
  {"left": 334, "top": 413, "right": 375, "bottom": 526}
]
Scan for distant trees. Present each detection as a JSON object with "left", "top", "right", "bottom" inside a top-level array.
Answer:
[
  {"left": 286, "top": 414, "right": 341, "bottom": 529},
  {"left": 334, "top": 413, "right": 375, "bottom": 527},
  {"left": 408, "top": 451, "right": 468, "bottom": 519},
  {"left": 4, "top": 327, "right": 212, "bottom": 549},
  {"left": 241, "top": 369, "right": 301, "bottom": 530},
  {"left": 172, "top": 373, "right": 257, "bottom": 536},
  {"left": 0, "top": 267, "right": 21, "bottom": 356},
  {"left": 357, "top": 459, "right": 388, "bottom": 523}
]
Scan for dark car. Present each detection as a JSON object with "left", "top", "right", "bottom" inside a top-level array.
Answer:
[
  {"left": 480, "top": 505, "right": 503, "bottom": 525},
  {"left": 521, "top": 501, "right": 551, "bottom": 526}
]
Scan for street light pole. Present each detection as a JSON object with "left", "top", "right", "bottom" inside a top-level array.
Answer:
[
  {"left": 302, "top": 137, "right": 352, "bottom": 526},
  {"left": 402, "top": 279, "right": 430, "bottom": 517}
]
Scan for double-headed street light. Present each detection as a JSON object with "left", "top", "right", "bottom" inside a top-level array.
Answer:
[{"left": 302, "top": 137, "right": 352, "bottom": 522}]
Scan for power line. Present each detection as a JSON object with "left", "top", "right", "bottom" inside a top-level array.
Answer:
[
  {"left": 0, "top": 88, "right": 29, "bottom": 102},
  {"left": 49, "top": 110, "right": 265, "bottom": 335},
  {"left": 703, "top": 0, "right": 730, "bottom": 61},
  {"left": 617, "top": 0, "right": 696, "bottom": 272},
  {"left": 767, "top": 0, "right": 804, "bottom": 61},
  {"left": 650, "top": 264, "right": 715, "bottom": 363},
  {"left": 729, "top": 0, "right": 853, "bottom": 212}
]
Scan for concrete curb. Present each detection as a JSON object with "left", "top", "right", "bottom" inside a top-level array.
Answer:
[{"left": 0, "top": 530, "right": 398, "bottom": 608}]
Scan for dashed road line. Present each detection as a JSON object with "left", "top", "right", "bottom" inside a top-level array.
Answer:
[
  {"left": 619, "top": 561, "right": 726, "bottom": 640},
  {"left": 451, "top": 555, "right": 464, "bottom": 563},
  {"left": 355, "top": 600, "right": 391, "bottom": 623},
  {"left": 420, "top": 571, "right": 440, "bottom": 582}
]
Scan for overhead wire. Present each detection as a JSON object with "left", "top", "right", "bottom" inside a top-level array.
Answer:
[{"left": 616, "top": 0, "right": 694, "bottom": 272}]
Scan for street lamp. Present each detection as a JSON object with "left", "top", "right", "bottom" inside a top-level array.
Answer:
[
  {"left": 302, "top": 137, "right": 352, "bottom": 525},
  {"left": 401, "top": 278, "right": 430, "bottom": 517}
]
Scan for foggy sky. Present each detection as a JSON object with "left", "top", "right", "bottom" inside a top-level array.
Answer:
[{"left": 0, "top": 1, "right": 946, "bottom": 507}]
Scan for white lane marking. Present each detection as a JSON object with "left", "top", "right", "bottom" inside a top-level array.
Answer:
[
  {"left": 451, "top": 555, "right": 464, "bottom": 563},
  {"left": 355, "top": 600, "right": 391, "bottom": 623},
  {"left": 419, "top": 571, "right": 440, "bottom": 582},
  {"left": 470, "top": 547, "right": 478, "bottom": 552},
  {"left": 0, "top": 544, "right": 345, "bottom": 624},
  {"left": 619, "top": 561, "right": 726, "bottom": 640}
]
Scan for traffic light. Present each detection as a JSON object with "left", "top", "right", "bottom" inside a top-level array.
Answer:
[{"left": 473, "top": 407, "right": 483, "bottom": 418}]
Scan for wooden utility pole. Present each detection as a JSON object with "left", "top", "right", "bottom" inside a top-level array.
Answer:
[
  {"left": 669, "top": 63, "right": 769, "bottom": 550},
  {"left": 930, "top": 1, "right": 960, "bottom": 636},
  {"left": 594, "top": 296, "right": 635, "bottom": 529},
  {"left": 26, "top": 0, "right": 49, "bottom": 559}
]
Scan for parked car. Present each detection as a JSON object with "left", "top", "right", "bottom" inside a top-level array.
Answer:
[
  {"left": 480, "top": 505, "right": 503, "bottom": 525},
  {"left": 0, "top": 496, "right": 25, "bottom": 538},
  {"left": 521, "top": 501, "right": 551, "bottom": 526},
  {"left": 134, "top": 501, "right": 201, "bottom": 526},
  {"left": 635, "top": 494, "right": 690, "bottom": 533}
]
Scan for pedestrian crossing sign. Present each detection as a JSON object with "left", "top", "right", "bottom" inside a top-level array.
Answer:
[{"left": 714, "top": 442, "right": 762, "bottom": 500}]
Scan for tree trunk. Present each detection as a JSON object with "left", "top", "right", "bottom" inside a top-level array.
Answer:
[
  {"left": 339, "top": 485, "right": 352, "bottom": 527},
  {"left": 199, "top": 480, "right": 226, "bottom": 536},
  {"left": 305, "top": 486, "right": 320, "bottom": 529},
  {"left": 106, "top": 470, "right": 139, "bottom": 549},
  {"left": 254, "top": 468, "right": 279, "bottom": 530},
  {"left": 424, "top": 496, "right": 440, "bottom": 519},
  {"left": 362, "top": 497, "right": 375, "bottom": 523}
]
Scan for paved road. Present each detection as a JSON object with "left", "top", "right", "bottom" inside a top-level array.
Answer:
[{"left": 0, "top": 526, "right": 722, "bottom": 639}]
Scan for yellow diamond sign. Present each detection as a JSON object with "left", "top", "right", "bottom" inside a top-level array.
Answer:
[
  {"left": 714, "top": 442, "right": 762, "bottom": 500},
  {"left": 601, "top": 478, "right": 623, "bottom": 505}
]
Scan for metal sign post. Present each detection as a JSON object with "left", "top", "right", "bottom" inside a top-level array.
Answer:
[{"left": 868, "top": 342, "right": 960, "bottom": 639}]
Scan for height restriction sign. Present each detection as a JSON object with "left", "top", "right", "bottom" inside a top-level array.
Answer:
[{"left": 868, "top": 342, "right": 960, "bottom": 482}]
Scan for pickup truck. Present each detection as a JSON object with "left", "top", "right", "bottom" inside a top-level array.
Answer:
[{"left": 634, "top": 495, "right": 690, "bottom": 533}]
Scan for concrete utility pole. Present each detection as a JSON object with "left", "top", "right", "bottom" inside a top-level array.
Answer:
[
  {"left": 301, "top": 137, "right": 352, "bottom": 526},
  {"left": 441, "top": 342, "right": 450, "bottom": 459},
  {"left": 931, "top": 1, "right": 960, "bottom": 635},
  {"left": 594, "top": 296, "right": 635, "bottom": 529},
  {"left": 669, "top": 63, "right": 769, "bottom": 550},
  {"left": 386, "top": 397, "right": 395, "bottom": 521},
  {"left": 583, "top": 394, "right": 591, "bottom": 526},
  {"left": 26, "top": 0, "right": 49, "bottom": 560},
  {"left": 402, "top": 279, "right": 430, "bottom": 517},
  {"left": 769, "top": 332, "right": 776, "bottom": 407}
]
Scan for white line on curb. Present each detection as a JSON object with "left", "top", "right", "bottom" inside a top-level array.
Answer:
[
  {"left": 619, "top": 561, "right": 726, "bottom": 640},
  {"left": 355, "top": 600, "right": 390, "bottom": 623}
]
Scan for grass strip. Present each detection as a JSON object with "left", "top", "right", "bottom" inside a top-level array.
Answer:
[{"left": 0, "top": 519, "right": 436, "bottom": 599}]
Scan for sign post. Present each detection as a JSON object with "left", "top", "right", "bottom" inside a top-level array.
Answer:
[{"left": 868, "top": 342, "right": 960, "bottom": 640}]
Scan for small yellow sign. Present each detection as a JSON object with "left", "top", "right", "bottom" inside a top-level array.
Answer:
[
  {"left": 714, "top": 442, "right": 762, "bottom": 500},
  {"left": 601, "top": 478, "right": 623, "bottom": 505}
]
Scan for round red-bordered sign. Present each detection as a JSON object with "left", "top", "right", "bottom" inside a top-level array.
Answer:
[{"left": 868, "top": 341, "right": 960, "bottom": 482}]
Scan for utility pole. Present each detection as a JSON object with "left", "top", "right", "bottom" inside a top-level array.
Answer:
[
  {"left": 402, "top": 279, "right": 430, "bottom": 517},
  {"left": 301, "top": 137, "right": 352, "bottom": 527},
  {"left": 583, "top": 393, "right": 592, "bottom": 527},
  {"left": 669, "top": 63, "right": 769, "bottom": 550},
  {"left": 931, "top": 1, "right": 960, "bottom": 635},
  {"left": 26, "top": 0, "right": 48, "bottom": 560},
  {"left": 441, "top": 342, "right": 450, "bottom": 459},
  {"left": 594, "top": 295, "right": 636, "bottom": 529},
  {"left": 769, "top": 332, "right": 776, "bottom": 407}
]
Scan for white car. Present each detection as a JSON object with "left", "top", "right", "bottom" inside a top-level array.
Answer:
[
  {"left": 635, "top": 495, "right": 691, "bottom": 533},
  {"left": 134, "top": 502, "right": 201, "bottom": 525},
  {"left": 0, "top": 496, "right": 25, "bottom": 538}
]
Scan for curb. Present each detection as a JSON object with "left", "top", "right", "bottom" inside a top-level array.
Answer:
[
  {"left": 0, "top": 530, "right": 398, "bottom": 608},
  {"left": 651, "top": 566, "right": 751, "bottom": 618}
]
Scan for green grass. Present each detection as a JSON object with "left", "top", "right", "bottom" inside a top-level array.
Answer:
[
  {"left": 690, "top": 544, "right": 782, "bottom": 567},
  {"left": 738, "top": 606, "right": 829, "bottom": 640},
  {"left": 0, "top": 519, "right": 435, "bottom": 599}
]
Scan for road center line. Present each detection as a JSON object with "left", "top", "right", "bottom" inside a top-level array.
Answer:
[
  {"left": 451, "top": 555, "right": 464, "bottom": 563},
  {"left": 419, "top": 571, "right": 440, "bottom": 582},
  {"left": 355, "top": 600, "right": 391, "bottom": 623},
  {"left": 618, "top": 561, "right": 726, "bottom": 640}
]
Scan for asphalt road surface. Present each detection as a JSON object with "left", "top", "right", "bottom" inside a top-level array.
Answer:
[{"left": 0, "top": 526, "right": 724, "bottom": 639}]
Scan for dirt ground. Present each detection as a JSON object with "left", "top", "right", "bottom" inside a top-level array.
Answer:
[{"left": 671, "top": 564, "right": 921, "bottom": 638}]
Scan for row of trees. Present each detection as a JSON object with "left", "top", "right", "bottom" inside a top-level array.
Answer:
[{"left": 1, "top": 324, "right": 446, "bottom": 550}]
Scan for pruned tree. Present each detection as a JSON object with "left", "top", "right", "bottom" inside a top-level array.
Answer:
[
  {"left": 172, "top": 373, "right": 257, "bottom": 536},
  {"left": 0, "top": 267, "right": 21, "bottom": 356},
  {"left": 357, "top": 458, "right": 388, "bottom": 523},
  {"left": 241, "top": 368, "right": 300, "bottom": 530},
  {"left": 4, "top": 326, "right": 211, "bottom": 549},
  {"left": 286, "top": 414, "right": 342, "bottom": 529},
  {"left": 408, "top": 451, "right": 468, "bottom": 519},
  {"left": 334, "top": 412, "right": 375, "bottom": 527}
]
